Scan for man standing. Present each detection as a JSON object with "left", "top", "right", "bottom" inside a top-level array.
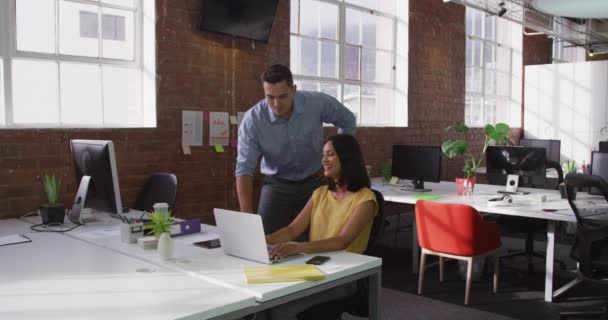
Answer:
[{"left": 236, "top": 64, "right": 356, "bottom": 234}]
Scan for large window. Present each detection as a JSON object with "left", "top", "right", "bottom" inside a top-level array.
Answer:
[
  {"left": 290, "top": 0, "right": 408, "bottom": 126},
  {"left": 0, "top": 0, "right": 155, "bottom": 128},
  {"left": 552, "top": 17, "right": 586, "bottom": 63},
  {"left": 465, "top": 7, "right": 522, "bottom": 128}
]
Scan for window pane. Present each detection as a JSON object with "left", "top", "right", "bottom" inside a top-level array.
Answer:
[
  {"left": 343, "top": 84, "right": 360, "bottom": 122},
  {"left": 102, "top": 7, "right": 134, "bottom": 60},
  {"left": 466, "top": 8, "right": 473, "bottom": 35},
  {"left": 102, "top": 0, "right": 136, "bottom": 8},
  {"left": 319, "top": 2, "right": 338, "bottom": 40},
  {"left": 344, "top": 45, "right": 360, "bottom": 80},
  {"left": 12, "top": 59, "right": 59, "bottom": 124},
  {"left": 60, "top": 62, "right": 102, "bottom": 125},
  {"left": 59, "top": 0, "right": 99, "bottom": 57},
  {"left": 290, "top": 36, "right": 300, "bottom": 74},
  {"left": 345, "top": 9, "right": 361, "bottom": 45},
  {"left": 295, "top": 80, "right": 318, "bottom": 91},
  {"left": 360, "top": 86, "right": 378, "bottom": 125},
  {"left": 320, "top": 42, "right": 338, "bottom": 78},
  {"left": 102, "top": 66, "right": 142, "bottom": 126},
  {"left": 320, "top": 82, "right": 340, "bottom": 100},
  {"left": 0, "top": 59, "right": 4, "bottom": 125},
  {"left": 485, "top": 69, "right": 495, "bottom": 95},
  {"left": 300, "top": 0, "right": 319, "bottom": 37},
  {"left": 484, "top": 15, "right": 495, "bottom": 40},
  {"left": 483, "top": 98, "right": 495, "bottom": 125},
  {"left": 16, "top": 0, "right": 56, "bottom": 53},
  {"left": 470, "top": 39, "right": 482, "bottom": 67},
  {"left": 290, "top": 0, "right": 298, "bottom": 34},
  {"left": 466, "top": 67, "right": 482, "bottom": 93},
  {"left": 346, "top": 0, "right": 395, "bottom": 13},
  {"left": 496, "top": 71, "right": 510, "bottom": 97},
  {"left": 362, "top": 12, "right": 392, "bottom": 50},
  {"left": 484, "top": 44, "right": 495, "bottom": 69},
  {"left": 362, "top": 49, "right": 391, "bottom": 83},
  {"left": 300, "top": 37, "right": 318, "bottom": 76}
]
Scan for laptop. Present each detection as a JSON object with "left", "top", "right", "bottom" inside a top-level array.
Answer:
[{"left": 213, "top": 208, "right": 298, "bottom": 264}]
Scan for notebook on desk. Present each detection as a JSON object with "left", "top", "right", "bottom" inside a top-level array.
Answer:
[{"left": 213, "top": 208, "right": 299, "bottom": 264}]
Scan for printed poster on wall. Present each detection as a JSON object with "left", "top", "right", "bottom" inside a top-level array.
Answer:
[{"left": 209, "top": 112, "right": 230, "bottom": 146}]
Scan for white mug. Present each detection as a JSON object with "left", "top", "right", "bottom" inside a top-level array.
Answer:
[{"left": 153, "top": 202, "right": 169, "bottom": 214}]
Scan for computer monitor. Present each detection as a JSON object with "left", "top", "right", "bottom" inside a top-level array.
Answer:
[
  {"left": 590, "top": 151, "right": 608, "bottom": 195},
  {"left": 68, "top": 140, "right": 123, "bottom": 224},
  {"left": 391, "top": 145, "right": 442, "bottom": 192},
  {"left": 599, "top": 141, "right": 608, "bottom": 153},
  {"left": 486, "top": 146, "right": 547, "bottom": 188},
  {"left": 519, "top": 138, "right": 561, "bottom": 163}
]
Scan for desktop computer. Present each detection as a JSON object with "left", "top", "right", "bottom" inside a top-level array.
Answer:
[
  {"left": 486, "top": 146, "right": 546, "bottom": 189},
  {"left": 391, "top": 145, "right": 442, "bottom": 192}
]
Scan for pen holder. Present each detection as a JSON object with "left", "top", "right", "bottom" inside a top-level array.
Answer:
[{"left": 121, "top": 222, "right": 144, "bottom": 244}]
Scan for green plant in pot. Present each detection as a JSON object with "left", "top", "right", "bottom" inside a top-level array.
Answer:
[
  {"left": 144, "top": 210, "right": 175, "bottom": 260},
  {"left": 40, "top": 174, "right": 65, "bottom": 224},
  {"left": 442, "top": 122, "right": 511, "bottom": 195}
]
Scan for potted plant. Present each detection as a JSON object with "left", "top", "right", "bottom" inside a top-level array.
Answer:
[
  {"left": 442, "top": 122, "right": 511, "bottom": 195},
  {"left": 40, "top": 174, "right": 65, "bottom": 224},
  {"left": 560, "top": 160, "right": 577, "bottom": 199},
  {"left": 382, "top": 159, "right": 392, "bottom": 183},
  {"left": 144, "top": 210, "right": 175, "bottom": 259}
]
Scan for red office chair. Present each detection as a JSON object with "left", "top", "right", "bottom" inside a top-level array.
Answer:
[{"left": 416, "top": 200, "right": 502, "bottom": 305}]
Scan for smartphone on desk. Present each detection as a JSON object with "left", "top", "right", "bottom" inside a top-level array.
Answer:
[
  {"left": 193, "top": 239, "right": 221, "bottom": 249},
  {"left": 306, "top": 255, "right": 330, "bottom": 265}
]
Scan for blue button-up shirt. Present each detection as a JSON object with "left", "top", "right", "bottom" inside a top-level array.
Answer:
[{"left": 236, "top": 90, "right": 356, "bottom": 181}]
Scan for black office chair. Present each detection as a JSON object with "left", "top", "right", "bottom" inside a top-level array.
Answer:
[
  {"left": 495, "top": 161, "right": 566, "bottom": 272},
  {"left": 297, "top": 189, "right": 385, "bottom": 320},
  {"left": 132, "top": 173, "right": 178, "bottom": 212},
  {"left": 560, "top": 173, "right": 608, "bottom": 319}
]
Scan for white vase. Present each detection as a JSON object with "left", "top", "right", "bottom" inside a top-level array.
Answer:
[{"left": 157, "top": 232, "right": 173, "bottom": 260}]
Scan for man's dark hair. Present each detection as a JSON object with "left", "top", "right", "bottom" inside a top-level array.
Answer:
[
  {"left": 261, "top": 64, "right": 294, "bottom": 87},
  {"left": 327, "top": 134, "right": 370, "bottom": 192}
]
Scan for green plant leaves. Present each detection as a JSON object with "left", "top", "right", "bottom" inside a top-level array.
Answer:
[
  {"left": 42, "top": 174, "right": 60, "bottom": 205},
  {"left": 445, "top": 122, "right": 469, "bottom": 134},
  {"left": 144, "top": 211, "right": 175, "bottom": 239},
  {"left": 485, "top": 123, "right": 510, "bottom": 143},
  {"left": 441, "top": 140, "right": 468, "bottom": 158}
]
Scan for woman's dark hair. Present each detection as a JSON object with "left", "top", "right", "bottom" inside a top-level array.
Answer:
[
  {"left": 326, "top": 134, "right": 370, "bottom": 192},
  {"left": 260, "top": 64, "right": 294, "bottom": 87}
]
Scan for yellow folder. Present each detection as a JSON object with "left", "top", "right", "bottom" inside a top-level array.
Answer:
[{"left": 243, "top": 264, "right": 326, "bottom": 284}]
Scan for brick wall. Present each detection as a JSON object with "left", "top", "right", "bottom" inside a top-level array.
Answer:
[{"left": 0, "top": 0, "right": 543, "bottom": 221}]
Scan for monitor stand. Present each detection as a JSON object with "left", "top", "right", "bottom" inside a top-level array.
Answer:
[
  {"left": 68, "top": 175, "right": 91, "bottom": 224},
  {"left": 401, "top": 179, "right": 432, "bottom": 192}
]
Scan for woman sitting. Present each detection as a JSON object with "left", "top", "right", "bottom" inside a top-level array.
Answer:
[{"left": 265, "top": 134, "right": 378, "bottom": 320}]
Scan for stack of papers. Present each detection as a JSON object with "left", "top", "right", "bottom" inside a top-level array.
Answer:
[{"left": 243, "top": 264, "right": 326, "bottom": 284}]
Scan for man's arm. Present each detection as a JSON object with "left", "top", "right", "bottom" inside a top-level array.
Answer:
[
  {"left": 318, "top": 93, "right": 357, "bottom": 135},
  {"left": 235, "top": 111, "right": 260, "bottom": 213},
  {"left": 236, "top": 175, "right": 255, "bottom": 213}
]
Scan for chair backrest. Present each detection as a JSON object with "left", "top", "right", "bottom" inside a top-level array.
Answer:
[
  {"left": 564, "top": 173, "right": 608, "bottom": 226},
  {"left": 364, "top": 189, "right": 385, "bottom": 254},
  {"left": 563, "top": 173, "right": 608, "bottom": 276},
  {"left": 415, "top": 200, "right": 485, "bottom": 256},
  {"left": 133, "top": 173, "right": 178, "bottom": 212}
]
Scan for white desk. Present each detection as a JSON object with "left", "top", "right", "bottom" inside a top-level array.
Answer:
[
  {"left": 373, "top": 178, "right": 603, "bottom": 302},
  {"left": 0, "top": 219, "right": 256, "bottom": 320},
  {"left": 22, "top": 215, "right": 383, "bottom": 319}
]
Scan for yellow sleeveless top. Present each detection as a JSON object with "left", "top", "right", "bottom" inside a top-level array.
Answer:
[{"left": 309, "top": 186, "right": 377, "bottom": 254}]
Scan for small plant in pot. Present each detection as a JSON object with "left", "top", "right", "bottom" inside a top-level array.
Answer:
[
  {"left": 442, "top": 122, "right": 511, "bottom": 195},
  {"left": 40, "top": 174, "right": 65, "bottom": 224},
  {"left": 144, "top": 210, "right": 175, "bottom": 259},
  {"left": 560, "top": 160, "right": 577, "bottom": 199}
]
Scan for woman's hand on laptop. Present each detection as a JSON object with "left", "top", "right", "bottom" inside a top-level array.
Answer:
[{"left": 269, "top": 242, "right": 303, "bottom": 259}]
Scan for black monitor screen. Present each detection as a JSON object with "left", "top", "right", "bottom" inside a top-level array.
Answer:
[
  {"left": 391, "top": 145, "right": 441, "bottom": 191},
  {"left": 591, "top": 151, "right": 608, "bottom": 195},
  {"left": 70, "top": 140, "right": 122, "bottom": 214},
  {"left": 486, "top": 146, "right": 546, "bottom": 187},
  {"left": 199, "top": 0, "right": 279, "bottom": 42},
  {"left": 520, "top": 138, "right": 561, "bottom": 163},
  {"left": 599, "top": 141, "right": 608, "bottom": 153}
]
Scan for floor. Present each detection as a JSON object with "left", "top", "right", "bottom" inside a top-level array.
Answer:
[{"left": 359, "top": 214, "right": 608, "bottom": 320}]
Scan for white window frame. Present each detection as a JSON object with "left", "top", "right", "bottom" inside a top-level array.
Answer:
[
  {"left": 290, "top": 0, "right": 408, "bottom": 127},
  {"left": 0, "top": 0, "right": 156, "bottom": 128},
  {"left": 465, "top": 7, "right": 521, "bottom": 128}
]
